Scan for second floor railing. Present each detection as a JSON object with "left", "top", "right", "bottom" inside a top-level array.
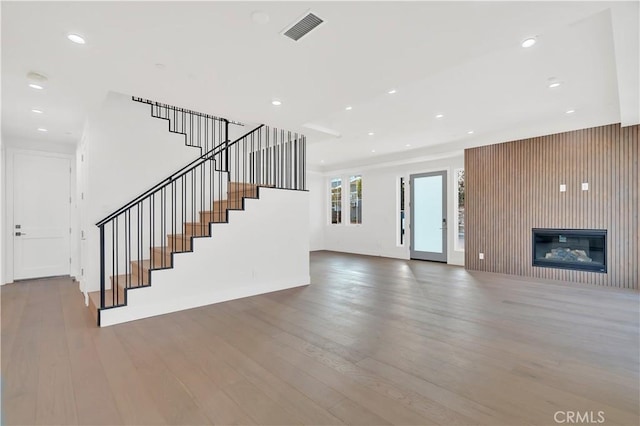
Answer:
[{"left": 133, "top": 96, "right": 243, "bottom": 153}]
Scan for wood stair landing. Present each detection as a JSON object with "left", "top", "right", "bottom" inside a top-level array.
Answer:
[{"left": 228, "top": 182, "right": 260, "bottom": 198}]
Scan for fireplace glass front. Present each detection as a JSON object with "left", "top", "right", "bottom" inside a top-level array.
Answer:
[{"left": 532, "top": 228, "right": 606, "bottom": 273}]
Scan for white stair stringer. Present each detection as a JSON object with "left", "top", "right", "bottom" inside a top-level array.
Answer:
[{"left": 99, "top": 188, "right": 309, "bottom": 327}]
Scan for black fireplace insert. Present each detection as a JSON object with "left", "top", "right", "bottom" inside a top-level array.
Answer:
[{"left": 532, "top": 228, "right": 606, "bottom": 273}]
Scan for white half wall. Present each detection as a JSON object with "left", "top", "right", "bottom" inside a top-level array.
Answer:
[
  {"left": 316, "top": 153, "right": 465, "bottom": 266},
  {"left": 100, "top": 188, "right": 309, "bottom": 326},
  {"left": 307, "top": 171, "right": 325, "bottom": 251},
  {"left": 79, "top": 92, "right": 201, "bottom": 295}
]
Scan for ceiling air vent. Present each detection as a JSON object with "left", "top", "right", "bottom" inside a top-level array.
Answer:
[{"left": 283, "top": 12, "right": 324, "bottom": 41}]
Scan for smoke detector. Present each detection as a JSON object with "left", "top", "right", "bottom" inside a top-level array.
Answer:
[
  {"left": 27, "top": 71, "right": 48, "bottom": 82},
  {"left": 282, "top": 11, "right": 324, "bottom": 41}
]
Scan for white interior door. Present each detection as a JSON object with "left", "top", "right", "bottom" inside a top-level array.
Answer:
[
  {"left": 13, "top": 153, "right": 71, "bottom": 280},
  {"left": 410, "top": 171, "right": 447, "bottom": 262}
]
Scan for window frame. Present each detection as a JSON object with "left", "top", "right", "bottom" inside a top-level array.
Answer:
[
  {"left": 329, "top": 177, "right": 343, "bottom": 225},
  {"left": 349, "top": 174, "right": 363, "bottom": 225},
  {"left": 454, "top": 168, "right": 465, "bottom": 252}
]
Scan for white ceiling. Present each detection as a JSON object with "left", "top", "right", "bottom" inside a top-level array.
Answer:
[{"left": 2, "top": 1, "right": 638, "bottom": 171}]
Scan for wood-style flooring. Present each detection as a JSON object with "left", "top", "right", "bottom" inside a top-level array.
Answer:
[{"left": 2, "top": 251, "right": 639, "bottom": 425}]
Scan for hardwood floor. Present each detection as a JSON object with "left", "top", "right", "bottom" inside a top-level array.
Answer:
[{"left": 2, "top": 251, "right": 638, "bottom": 425}]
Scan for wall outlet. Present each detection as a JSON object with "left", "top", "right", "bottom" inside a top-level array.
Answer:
[
  {"left": 581, "top": 182, "right": 589, "bottom": 191},
  {"left": 479, "top": 253, "right": 484, "bottom": 260},
  {"left": 560, "top": 184, "right": 566, "bottom": 192}
]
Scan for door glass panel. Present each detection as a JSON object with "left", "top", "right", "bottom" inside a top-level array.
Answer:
[{"left": 413, "top": 175, "right": 443, "bottom": 253}]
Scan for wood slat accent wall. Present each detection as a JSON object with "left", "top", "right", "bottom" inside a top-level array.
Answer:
[{"left": 465, "top": 123, "right": 639, "bottom": 289}]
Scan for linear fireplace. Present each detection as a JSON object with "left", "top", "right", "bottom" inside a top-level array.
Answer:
[{"left": 532, "top": 228, "right": 607, "bottom": 273}]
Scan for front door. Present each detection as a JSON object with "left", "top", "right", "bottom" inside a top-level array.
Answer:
[
  {"left": 410, "top": 171, "right": 447, "bottom": 262},
  {"left": 13, "top": 152, "right": 71, "bottom": 280}
]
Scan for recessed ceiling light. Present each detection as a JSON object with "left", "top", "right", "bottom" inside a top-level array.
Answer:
[
  {"left": 405, "top": 144, "right": 411, "bottom": 147},
  {"left": 387, "top": 89, "right": 397, "bottom": 94},
  {"left": 548, "top": 82, "right": 561, "bottom": 88},
  {"left": 368, "top": 132, "right": 375, "bottom": 136},
  {"left": 566, "top": 109, "right": 576, "bottom": 114},
  {"left": 320, "top": 160, "right": 325, "bottom": 163},
  {"left": 155, "top": 63, "right": 166, "bottom": 70},
  {"left": 28, "top": 83, "right": 44, "bottom": 90},
  {"left": 435, "top": 114, "right": 444, "bottom": 119},
  {"left": 521, "top": 37, "right": 536, "bottom": 48},
  {"left": 67, "top": 33, "right": 86, "bottom": 44},
  {"left": 271, "top": 99, "right": 282, "bottom": 106},
  {"left": 345, "top": 106, "right": 352, "bottom": 111},
  {"left": 371, "top": 149, "right": 376, "bottom": 153},
  {"left": 37, "top": 128, "right": 48, "bottom": 132},
  {"left": 31, "top": 109, "right": 43, "bottom": 114},
  {"left": 547, "top": 78, "right": 561, "bottom": 88},
  {"left": 467, "top": 130, "right": 474, "bottom": 135}
]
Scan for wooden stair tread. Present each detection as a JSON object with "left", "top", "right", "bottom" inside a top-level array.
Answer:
[
  {"left": 111, "top": 274, "right": 146, "bottom": 288},
  {"left": 88, "top": 289, "right": 115, "bottom": 312},
  {"left": 151, "top": 246, "right": 185, "bottom": 256},
  {"left": 132, "top": 258, "right": 173, "bottom": 270},
  {"left": 199, "top": 209, "right": 227, "bottom": 214},
  {"left": 131, "top": 259, "right": 152, "bottom": 269}
]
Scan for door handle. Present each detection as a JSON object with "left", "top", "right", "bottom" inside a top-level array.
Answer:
[{"left": 15, "top": 232, "right": 27, "bottom": 236}]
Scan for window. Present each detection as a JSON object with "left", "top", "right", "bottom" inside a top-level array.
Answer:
[
  {"left": 331, "top": 178, "right": 342, "bottom": 224},
  {"left": 399, "top": 177, "right": 406, "bottom": 245},
  {"left": 349, "top": 175, "right": 362, "bottom": 224},
  {"left": 455, "top": 169, "right": 465, "bottom": 250}
]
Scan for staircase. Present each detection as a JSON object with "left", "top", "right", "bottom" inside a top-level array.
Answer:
[
  {"left": 88, "top": 182, "right": 261, "bottom": 319},
  {"left": 90, "top": 98, "right": 307, "bottom": 326}
]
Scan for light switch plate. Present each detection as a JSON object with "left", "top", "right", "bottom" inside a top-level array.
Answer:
[
  {"left": 479, "top": 253, "right": 484, "bottom": 260},
  {"left": 582, "top": 182, "right": 589, "bottom": 191},
  {"left": 560, "top": 184, "right": 567, "bottom": 192}
]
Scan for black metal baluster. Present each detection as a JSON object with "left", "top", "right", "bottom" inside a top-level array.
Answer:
[
  {"left": 191, "top": 170, "right": 195, "bottom": 236},
  {"left": 182, "top": 175, "right": 186, "bottom": 251},
  {"left": 244, "top": 134, "right": 248, "bottom": 189},
  {"left": 114, "top": 218, "right": 118, "bottom": 306},
  {"left": 99, "top": 225, "right": 105, "bottom": 310},
  {"left": 266, "top": 127, "right": 270, "bottom": 187},
  {"left": 124, "top": 211, "right": 128, "bottom": 300},
  {"left": 171, "top": 181, "right": 175, "bottom": 254},
  {"left": 197, "top": 115, "right": 201, "bottom": 151},
  {"left": 288, "top": 131, "right": 292, "bottom": 189},
  {"left": 161, "top": 187, "right": 165, "bottom": 268},
  {"left": 200, "top": 164, "right": 204, "bottom": 236},
  {"left": 137, "top": 202, "right": 141, "bottom": 286},
  {"left": 149, "top": 195, "right": 152, "bottom": 283},
  {"left": 235, "top": 139, "right": 239, "bottom": 206},
  {"left": 204, "top": 116, "right": 209, "bottom": 153}
]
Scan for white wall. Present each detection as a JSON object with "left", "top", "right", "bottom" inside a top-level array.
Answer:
[
  {"left": 308, "top": 171, "right": 325, "bottom": 251},
  {"left": 79, "top": 92, "right": 201, "bottom": 295},
  {"left": 100, "top": 188, "right": 309, "bottom": 326},
  {"left": 313, "top": 153, "right": 465, "bottom": 266},
  {"left": 1, "top": 144, "right": 5, "bottom": 284}
]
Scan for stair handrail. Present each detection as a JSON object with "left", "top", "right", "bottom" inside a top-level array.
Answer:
[
  {"left": 132, "top": 96, "right": 245, "bottom": 127},
  {"left": 95, "top": 124, "right": 264, "bottom": 227}
]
